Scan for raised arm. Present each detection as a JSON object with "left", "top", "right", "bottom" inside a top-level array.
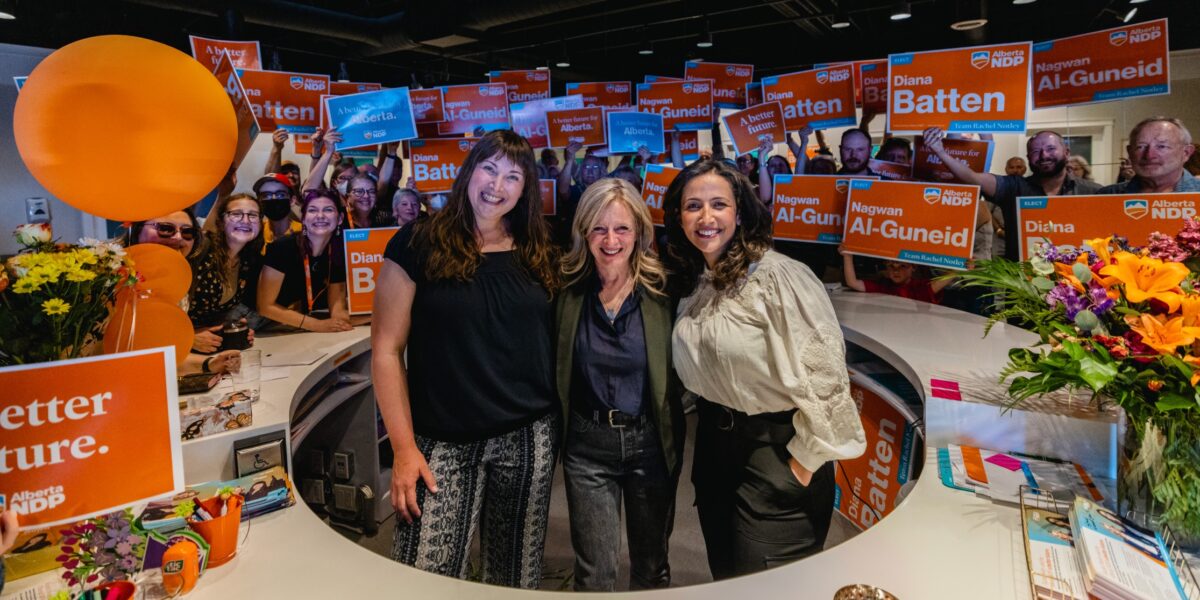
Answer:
[
  {"left": 669, "top": 131, "right": 685, "bottom": 169},
  {"left": 922, "top": 127, "right": 998, "bottom": 196},
  {"left": 839, "top": 245, "right": 866, "bottom": 292},
  {"left": 710, "top": 122, "right": 726, "bottom": 161},
  {"left": 377, "top": 141, "right": 401, "bottom": 199},
  {"left": 757, "top": 140, "right": 774, "bottom": 205},
  {"left": 265, "top": 129, "right": 289, "bottom": 175},
  {"left": 558, "top": 141, "right": 581, "bottom": 203},
  {"left": 302, "top": 128, "right": 342, "bottom": 194},
  {"left": 787, "top": 126, "right": 812, "bottom": 175}
]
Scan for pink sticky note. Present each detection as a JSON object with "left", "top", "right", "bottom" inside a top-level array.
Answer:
[
  {"left": 930, "top": 378, "right": 960, "bottom": 391},
  {"left": 985, "top": 454, "right": 1023, "bottom": 472},
  {"left": 931, "top": 388, "right": 962, "bottom": 401}
]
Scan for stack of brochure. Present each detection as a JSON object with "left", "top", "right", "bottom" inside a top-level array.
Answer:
[
  {"left": 139, "top": 466, "right": 294, "bottom": 531},
  {"left": 942, "top": 444, "right": 1105, "bottom": 504},
  {"left": 1069, "top": 496, "right": 1188, "bottom": 600}
]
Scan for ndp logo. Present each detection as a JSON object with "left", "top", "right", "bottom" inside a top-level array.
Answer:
[
  {"left": 527, "top": 72, "right": 548, "bottom": 81},
  {"left": 923, "top": 187, "right": 943, "bottom": 204},
  {"left": 289, "top": 76, "right": 304, "bottom": 90},
  {"left": 816, "top": 70, "right": 829, "bottom": 84},
  {"left": 835, "top": 179, "right": 849, "bottom": 193},
  {"left": 478, "top": 86, "right": 494, "bottom": 96},
  {"left": 1110, "top": 31, "right": 1128, "bottom": 46},
  {"left": 970, "top": 51, "right": 990, "bottom": 70},
  {"left": 2, "top": 486, "right": 67, "bottom": 516},
  {"left": 1124, "top": 199, "right": 1149, "bottom": 220},
  {"left": 457, "top": 140, "right": 472, "bottom": 151}
]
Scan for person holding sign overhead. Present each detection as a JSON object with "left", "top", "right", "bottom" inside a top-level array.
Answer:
[
  {"left": 663, "top": 160, "right": 865, "bottom": 579},
  {"left": 1099, "top": 117, "right": 1200, "bottom": 194},
  {"left": 372, "top": 130, "right": 561, "bottom": 589},
  {"left": 556, "top": 178, "right": 685, "bottom": 591},
  {"left": 256, "top": 189, "right": 352, "bottom": 332}
]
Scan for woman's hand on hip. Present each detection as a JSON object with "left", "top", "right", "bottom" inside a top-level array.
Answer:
[{"left": 788, "top": 456, "right": 814, "bottom": 487}]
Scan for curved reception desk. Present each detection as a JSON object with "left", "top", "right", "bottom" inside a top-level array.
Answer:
[{"left": 3, "top": 293, "right": 1124, "bottom": 600}]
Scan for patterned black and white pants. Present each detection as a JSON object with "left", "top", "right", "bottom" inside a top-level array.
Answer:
[{"left": 391, "top": 412, "right": 559, "bottom": 588}]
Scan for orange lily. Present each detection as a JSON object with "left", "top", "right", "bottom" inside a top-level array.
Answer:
[
  {"left": 1184, "top": 355, "right": 1200, "bottom": 386},
  {"left": 1054, "top": 261, "right": 1086, "bottom": 293},
  {"left": 1099, "top": 251, "right": 1189, "bottom": 312},
  {"left": 1084, "top": 237, "right": 1114, "bottom": 266},
  {"left": 1128, "top": 314, "right": 1200, "bottom": 355},
  {"left": 1183, "top": 294, "right": 1200, "bottom": 327}
]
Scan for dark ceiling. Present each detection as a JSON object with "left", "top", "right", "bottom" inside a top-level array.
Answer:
[{"left": 3, "top": 0, "right": 1197, "bottom": 89}]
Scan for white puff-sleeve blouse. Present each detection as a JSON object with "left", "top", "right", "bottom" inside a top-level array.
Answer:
[{"left": 672, "top": 250, "right": 866, "bottom": 472}]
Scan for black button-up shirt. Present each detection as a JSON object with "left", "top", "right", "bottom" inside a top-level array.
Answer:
[{"left": 571, "top": 282, "right": 649, "bottom": 416}]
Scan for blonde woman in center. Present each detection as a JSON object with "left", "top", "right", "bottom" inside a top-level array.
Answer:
[{"left": 556, "top": 178, "right": 685, "bottom": 590}]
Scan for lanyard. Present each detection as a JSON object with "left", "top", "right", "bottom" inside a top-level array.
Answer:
[{"left": 302, "top": 248, "right": 330, "bottom": 312}]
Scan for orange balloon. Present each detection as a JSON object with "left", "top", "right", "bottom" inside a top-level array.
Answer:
[
  {"left": 103, "top": 295, "right": 192, "bottom": 366},
  {"left": 126, "top": 243, "right": 193, "bottom": 305},
  {"left": 13, "top": 35, "right": 237, "bottom": 222}
]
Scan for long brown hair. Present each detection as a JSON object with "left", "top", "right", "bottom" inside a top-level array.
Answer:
[
  {"left": 561, "top": 178, "right": 666, "bottom": 296},
  {"left": 663, "top": 160, "right": 772, "bottom": 295},
  {"left": 412, "top": 130, "right": 559, "bottom": 292},
  {"left": 205, "top": 193, "right": 264, "bottom": 272}
]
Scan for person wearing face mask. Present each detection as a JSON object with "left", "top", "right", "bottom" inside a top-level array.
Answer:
[
  {"left": 922, "top": 127, "right": 1101, "bottom": 261},
  {"left": 257, "top": 190, "right": 353, "bottom": 333},
  {"left": 372, "top": 130, "right": 561, "bottom": 588},
  {"left": 254, "top": 173, "right": 301, "bottom": 244},
  {"left": 189, "top": 193, "right": 264, "bottom": 333}
]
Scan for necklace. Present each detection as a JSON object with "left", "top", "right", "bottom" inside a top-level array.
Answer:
[{"left": 599, "top": 277, "right": 634, "bottom": 322}]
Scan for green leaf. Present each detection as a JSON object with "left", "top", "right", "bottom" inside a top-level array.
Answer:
[
  {"left": 1156, "top": 393, "right": 1196, "bottom": 412},
  {"left": 1078, "top": 356, "right": 1117, "bottom": 392},
  {"left": 1032, "top": 276, "right": 1055, "bottom": 291}
]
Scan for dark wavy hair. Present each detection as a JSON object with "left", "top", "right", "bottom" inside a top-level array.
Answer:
[
  {"left": 299, "top": 189, "right": 346, "bottom": 259},
  {"left": 663, "top": 160, "right": 772, "bottom": 295},
  {"left": 411, "top": 129, "right": 559, "bottom": 292}
]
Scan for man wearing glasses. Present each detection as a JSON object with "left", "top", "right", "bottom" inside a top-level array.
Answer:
[
  {"left": 253, "top": 173, "right": 301, "bottom": 243},
  {"left": 1099, "top": 117, "right": 1200, "bottom": 194}
]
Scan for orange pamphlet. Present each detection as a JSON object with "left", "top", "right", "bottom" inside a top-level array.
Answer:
[
  {"left": 564, "top": 81, "right": 633, "bottom": 110},
  {"left": 722, "top": 101, "right": 786, "bottom": 158},
  {"left": 1032, "top": 18, "right": 1169, "bottom": 109},
  {"left": 887, "top": 42, "right": 1031, "bottom": 134},
  {"left": 409, "top": 88, "right": 446, "bottom": 124},
  {"left": 237, "top": 69, "right": 329, "bottom": 133},
  {"left": 636, "top": 79, "right": 715, "bottom": 131},
  {"left": 437, "top": 83, "right": 510, "bottom": 136},
  {"left": 834, "top": 374, "right": 917, "bottom": 530},
  {"left": 408, "top": 138, "right": 478, "bottom": 194},
  {"left": 761, "top": 65, "right": 857, "bottom": 131},
  {"left": 642, "top": 164, "right": 682, "bottom": 226},
  {"left": 684, "top": 61, "right": 754, "bottom": 108},
  {"left": 858, "top": 59, "right": 889, "bottom": 113},
  {"left": 867, "top": 159, "right": 913, "bottom": 182},
  {"left": 540, "top": 180, "right": 557, "bottom": 216},
  {"left": 842, "top": 179, "right": 979, "bottom": 270},
  {"left": 1015, "top": 192, "right": 1200, "bottom": 260},
  {"left": 545, "top": 106, "right": 606, "bottom": 148},
  {"left": 343, "top": 227, "right": 400, "bottom": 315},
  {"left": 0, "top": 348, "right": 183, "bottom": 528},
  {"left": 488, "top": 69, "right": 551, "bottom": 103},
  {"left": 773, "top": 175, "right": 876, "bottom": 244},
  {"left": 189, "top": 35, "right": 261, "bottom": 71},
  {"left": 960, "top": 445, "right": 989, "bottom": 484},
  {"left": 912, "top": 137, "right": 994, "bottom": 183}
]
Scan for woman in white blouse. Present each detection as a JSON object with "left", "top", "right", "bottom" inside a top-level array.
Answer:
[{"left": 662, "top": 160, "right": 866, "bottom": 579}]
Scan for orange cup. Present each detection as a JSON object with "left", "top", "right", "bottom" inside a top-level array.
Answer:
[{"left": 188, "top": 495, "right": 244, "bottom": 568}]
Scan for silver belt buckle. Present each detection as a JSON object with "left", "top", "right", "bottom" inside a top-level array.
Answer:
[{"left": 607, "top": 409, "right": 626, "bottom": 428}]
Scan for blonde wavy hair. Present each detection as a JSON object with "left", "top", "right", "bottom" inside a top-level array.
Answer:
[{"left": 561, "top": 178, "right": 667, "bottom": 296}]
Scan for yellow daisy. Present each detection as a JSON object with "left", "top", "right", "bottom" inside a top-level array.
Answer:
[{"left": 41, "top": 298, "right": 71, "bottom": 316}]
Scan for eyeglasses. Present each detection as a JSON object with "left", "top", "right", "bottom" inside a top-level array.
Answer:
[
  {"left": 259, "top": 191, "right": 291, "bottom": 201},
  {"left": 145, "top": 222, "right": 196, "bottom": 240},
  {"left": 349, "top": 188, "right": 376, "bottom": 197},
  {"left": 225, "top": 211, "right": 261, "bottom": 222}
]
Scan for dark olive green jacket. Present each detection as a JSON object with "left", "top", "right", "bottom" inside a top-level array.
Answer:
[{"left": 555, "top": 284, "right": 686, "bottom": 474}]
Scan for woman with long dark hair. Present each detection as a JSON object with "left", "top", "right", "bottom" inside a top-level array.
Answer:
[
  {"left": 371, "top": 129, "right": 560, "bottom": 588},
  {"left": 189, "top": 193, "right": 264, "bottom": 329},
  {"left": 663, "top": 160, "right": 865, "bottom": 579}
]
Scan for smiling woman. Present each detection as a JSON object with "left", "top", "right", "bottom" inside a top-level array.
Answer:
[{"left": 188, "top": 193, "right": 264, "bottom": 331}]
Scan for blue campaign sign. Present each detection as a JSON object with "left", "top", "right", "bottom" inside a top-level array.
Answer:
[
  {"left": 325, "top": 87, "right": 418, "bottom": 150},
  {"left": 606, "top": 112, "right": 665, "bottom": 154}
]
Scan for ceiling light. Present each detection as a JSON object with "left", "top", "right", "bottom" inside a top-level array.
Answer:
[
  {"left": 696, "top": 18, "right": 713, "bottom": 48},
  {"left": 0, "top": 0, "right": 15, "bottom": 19},
  {"left": 1011, "top": 0, "right": 1036, "bottom": 4},
  {"left": 638, "top": 28, "right": 654, "bottom": 55},
  {"left": 1129, "top": 0, "right": 1149, "bottom": 3},
  {"left": 1123, "top": 6, "right": 1137, "bottom": 22},
  {"left": 555, "top": 56, "right": 570, "bottom": 68},
  {"left": 950, "top": 1, "right": 987, "bottom": 30},
  {"left": 890, "top": 1, "right": 912, "bottom": 21},
  {"left": 535, "top": 65, "right": 549, "bottom": 71},
  {"left": 831, "top": 6, "right": 851, "bottom": 29},
  {"left": 951, "top": 18, "right": 987, "bottom": 30}
]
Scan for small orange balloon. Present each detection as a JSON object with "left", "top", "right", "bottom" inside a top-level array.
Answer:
[
  {"left": 14, "top": 35, "right": 237, "bottom": 222},
  {"left": 126, "top": 243, "right": 193, "bottom": 304},
  {"left": 103, "top": 295, "right": 192, "bottom": 366}
]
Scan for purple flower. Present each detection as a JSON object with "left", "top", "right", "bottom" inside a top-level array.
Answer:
[
  {"left": 1046, "top": 283, "right": 1088, "bottom": 319},
  {"left": 1176, "top": 217, "right": 1200, "bottom": 253},
  {"left": 1147, "top": 232, "right": 1190, "bottom": 262},
  {"left": 118, "top": 555, "right": 138, "bottom": 571},
  {"left": 1088, "top": 284, "right": 1115, "bottom": 314},
  {"left": 115, "top": 541, "right": 133, "bottom": 556}
]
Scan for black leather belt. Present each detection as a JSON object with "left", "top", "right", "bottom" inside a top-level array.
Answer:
[
  {"left": 575, "top": 407, "right": 649, "bottom": 428},
  {"left": 697, "top": 398, "right": 795, "bottom": 445}
]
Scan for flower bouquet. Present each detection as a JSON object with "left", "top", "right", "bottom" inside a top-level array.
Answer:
[
  {"left": 55, "top": 508, "right": 147, "bottom": 590},
  {"left": 956, "top": 220, "right": 1200, "bottom": 541},
  {"left": 0, "top": 224, "right": 137, "bottom": 365}
]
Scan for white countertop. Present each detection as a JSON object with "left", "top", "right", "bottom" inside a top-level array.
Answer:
[{"left": 4, "top": 292, "right": 1125, "bottom": 600}]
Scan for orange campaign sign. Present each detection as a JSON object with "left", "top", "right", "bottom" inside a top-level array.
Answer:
[
  {"left": 189, "top": 35, "right": 261, "bottom": 71},
  {"left": 409, "top": 138, "right": 478, "bottom": 194},
  {"left": 1032, "top": 19, "right": 1169, "bottom": 109},
  {"left": 0, "top": 348, "right": 183, "bottom": 528},
  {"left": 540, "top": 180, "right": 557, "bottom": 216},
  {"left": 842, "top": 179, "right": 979, "bottom": 270},
  {"left": 722, "top": 101, "right": 786, "bottom": 157},
  {"left": 237, "top": 69, "right": 329, "bottom": 134},
  {"left": 912, "top": 137, "right": 994, "bottom": 183},
  {"left": 867, "top": 159, "right": 913, "bottom": 181},
  {"left": 887, "top": 42, "right": 1032, "bottom": 134},
  {"left": 684, "top": 61, "right": 754, "bottom": 109},
  {"left": 489, "top": 69, "right": 552, "bottom": 103},
  {"left": 212, "top": 51, "right": 260, "bottom": 171},
  {"left": 409, "top": 88, "right": 446, "bottom": 124},
  {"left": 330, "top": 81, "right": 382, "bottom": 95},
  {"left": 343, "top": 227, "right": 400, "bottom": 315},
  {"left": 858, "top": 59, "right": 889, "bottom": 113},
  {"left": 545, "top": 106, "right": 606, "bottom": 148},
  {"left": 642, "top": 164, "right": 681, "bottom": 226},
  {"left": 836, "top": 372, "right": 918, "bottom": 531},
  {"left": 1015, "top": 193, "right": 1200, "bottom": 260},
  {"left": 636, "top": 79, "right": 715, "bottom": 131},
  {"left": 437, "top": 83, "right": 510, "bottom": 135},
  {"left": 745, "top": 82, "right": 763, "bottom": 107},
  {"left": 651, "top": 131, "right": 699, "bottom": 164},
  {"left": 564, "top": 81, "right": 632, "bottom": 110},
  {"left": 761, "top": 65, "right": 857, "bottom": 131},
  {"left": 772, "top": 175, "right": 876, "bottom": 244}
]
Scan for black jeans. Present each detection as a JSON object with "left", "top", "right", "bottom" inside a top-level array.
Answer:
[{"left": 692, "top": 399, "right": 835, "bottom": 580}]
